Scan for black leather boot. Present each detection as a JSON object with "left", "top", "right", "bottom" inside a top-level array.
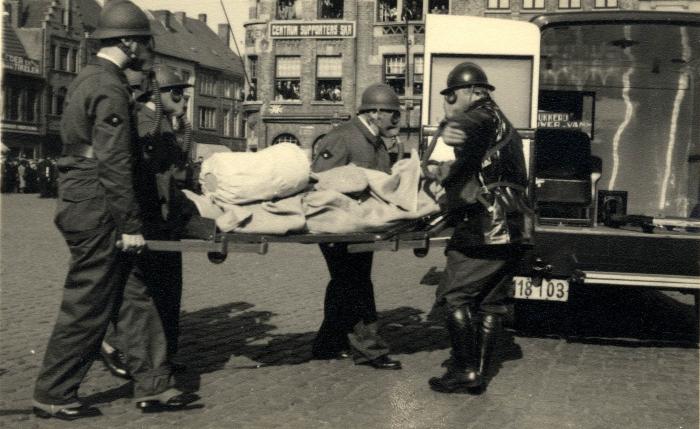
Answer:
[
  {"left": 479, "top": 313, "right": 502, "bottom": 382},
  {"left": 429, "top": 306, "right": 482, "bottom": 393}
]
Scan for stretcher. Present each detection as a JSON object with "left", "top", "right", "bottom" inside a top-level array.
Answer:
[{"left": 140, "top": 212, "right": 453, "bottom": 263}]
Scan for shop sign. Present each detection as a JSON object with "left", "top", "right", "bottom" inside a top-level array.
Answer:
[
  {"left": 538, "top": 112, "right": 590, "bottom": 131},
  {"left": 270, "top": 21, "right": 355, "bottom": 39},
  {"left": 3, "top": 53, "right": 40, "bottom": 75}
]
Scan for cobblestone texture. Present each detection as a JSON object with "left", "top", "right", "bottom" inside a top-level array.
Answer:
[{"left": 1, "top": 194, "right": 698, "bottom": 429}]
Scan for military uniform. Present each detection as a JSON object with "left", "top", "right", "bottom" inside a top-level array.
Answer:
[
  {"left": 436, "top": 98, "right": 531, "bottom": 315},
  {"left": 33, "top": 57, "right": 172, "bottom": 406},
  {"left": 429, "top": 94, "right": 532, "bottom": 393},
  {"left": 107, "top": 105, "right": 194, "bottom": 360},
  {"left": 311, "top": 117, "right": 392, "bottom": 364}
]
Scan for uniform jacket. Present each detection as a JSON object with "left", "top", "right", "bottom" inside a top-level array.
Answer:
[
  {"left": 58, "top": 57, "right": 142, "bottom": 235},
  {"left": 134, "top": 106, "right": 192, "bottom": 239},
  {"left": 312, "top": 117, "right": 391, "bottom": 174},
  {"left": 442, "top": 98, "right": 533, "bottom": 247}
]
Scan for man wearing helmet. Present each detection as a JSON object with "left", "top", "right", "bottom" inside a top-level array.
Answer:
[
  {"left": 310, "top": 83, "right": 403, "bottom": 370},
  {"left": 32, "top": 1, "right": 199, "bottom": 420},
  {"left": 102, "top": 65, "right": 197, "bottom": 375},
  {"left": 426, "top": 62, "right": 532, "bottom": 393}
]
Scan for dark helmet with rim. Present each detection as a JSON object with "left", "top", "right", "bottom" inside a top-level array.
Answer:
[
  {"left": 358, "top": 83, "right": 401, "bottom": 113},
  {"left": 440, "top": 62, "right": 495, "bottom": 95},
  {"left": 152, "top": 65, "right": 192, "bottom": 90},
  {"left": 92, "top": 0, "right": 152, "bottom": 40}
]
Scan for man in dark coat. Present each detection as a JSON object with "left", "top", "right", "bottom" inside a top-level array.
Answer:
[
  {"left": 311, "top": 83, "right": 403, "bottom": 370},
  {"left": 102, "top": 65, "right": 196, "bottom": 373},
  {"left": 31, "top": 1, "right": 199, "bottom": 420},
  {"left": 426, "top": 62, "right": 533, "bottom": 393}
]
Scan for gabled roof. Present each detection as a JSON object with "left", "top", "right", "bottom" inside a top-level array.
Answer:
[
  {"left": 149, "top": 10, "right": 244, "bottom": 78},
  {"left": 77, "top": 0, "right": 102, "bottom": 31},
  {"left": 20, "top": 0, "right": 101, "bottom": 30},
  {"left": 3, "top": 17, "right": 30, "bottom": 58},
  {"left": 21, "top": 0, "right": 51, "bottom": 28}
]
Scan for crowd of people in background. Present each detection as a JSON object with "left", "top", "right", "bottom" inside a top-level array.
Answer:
[
  {"left": 275, "top": 80, "right": 301, "bottom": 100},
  {"left": 317, "top": 83, "right": 342, "bottom": 102},
  {"left": 1, "top": 155, "right": 58, "bottom": 198}
]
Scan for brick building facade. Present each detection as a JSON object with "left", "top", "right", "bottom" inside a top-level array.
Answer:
[
  {"left": 243, "top": 0, "right": 700, "bottom": 155},
  {"left": 1, "top": 0, "right": 245, "bottom": 159}
]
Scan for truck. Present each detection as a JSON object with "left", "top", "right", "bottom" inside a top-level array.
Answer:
[{"left": 420, "top": 12, "right": 700, "bottom": 315}]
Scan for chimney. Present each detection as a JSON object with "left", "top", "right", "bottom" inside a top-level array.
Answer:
[
  {"left": 10, "top": 0, "right": 22, "bottom": 28},
  {"left": 198, "top": 14, "right": 207, "bottom": 23},
  {"left": 174, "top": 11, "right": 186, "bottom": 22},
  {"left": 218, "top": 24, "right": 230, "bottom": 47},
  {"left": 158, "top": 10, "right": 171, "bottom": 30}
]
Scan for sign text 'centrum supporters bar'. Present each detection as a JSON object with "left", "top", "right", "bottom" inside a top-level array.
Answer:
[{"left": 270, "top": 21, "right": 355, "bottom": 39}]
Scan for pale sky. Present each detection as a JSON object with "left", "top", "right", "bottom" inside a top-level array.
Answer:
[{"left": 129, "top": 0, "right": 249, "bottom": 57}]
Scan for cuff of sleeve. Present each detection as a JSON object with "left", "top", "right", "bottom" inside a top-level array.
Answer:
[{"left": 121, "top": 217, "right": 143, "bottom": 235}]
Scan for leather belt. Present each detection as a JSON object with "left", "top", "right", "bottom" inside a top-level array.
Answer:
[{"left": 62, "top": 143, "right": 95, "bottom": 159}]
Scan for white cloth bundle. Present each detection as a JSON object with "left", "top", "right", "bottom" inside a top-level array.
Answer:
[{"left": 200, "top": 143, "right": 310, "bottom": 205}]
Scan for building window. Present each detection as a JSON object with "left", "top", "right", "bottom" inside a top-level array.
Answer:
[
  {"left": 223, "top": 80, "right": 233, "bottom": 98},
  {"left": 72, "top": 49, "right": 79, "bottom": 73},
  {"left": 402, "top": 0, "right": 423, "bottom": 20},
  {"left": 247, "top": 56, "right": 258, "bottom": 101},
  {"left": 384, "top": 55, "right": 406, "bottom": 95},
  {"left": 319, "top": 0, "right": 343, "bottom": 18},
  {"left": 276, "top": 0, "right": 300, "bottom": 19},
  {"left": 234, "top": 111, "right": 242, "bottom": 137},
  {"left": 413, "top": 54, "right": 423, "bottom": 95},
  {"left": 428, "top": 0, "right": 449, "bottom": 14},
  {"left": 24, "top": 90, "right": 37, "bottom": 122},
  {"left": 272, "top": 133, "right": 300, "bottom": 145},
  {"left": 3, "top": 87, "right": 20, "bottom": 121},
  {"left": 59, "top": 47, "right": 69, "bottom": 71},
  {"left": 377, "top": 0, "right": 399, "bottom": 21},
  {"left": 199, "top": 107, "right": 217, "bottom": 129},
  {"left": 558, "top": 0, "right": 580, "bottom": 8},
  {"left": 316, "top": 56, "right": 343, "bottom": 102},
  {"left": 594, "top": 0, "right": 617, "bottom": 7},
  {"left": 200, "top": 74, "right": 217, "bottom": 96},
  {"left": 223, "top": 109, "right": 232, "bottom": 136},
  {"left": 62, "top": 5, "right": 72, "bottom": 27},
  {"left": 487, "top": 0, "right": 510, "bottom": 9},
  {"left": 522, "top": 0, "right": 544, "bottom": 8},
  {"left": 275, "top": 56, "right": 301, "bottom": 101},
  {"left": 53, "top": 87, "right": 67, "bottom": 115},
  {"left": 377, "top": 0, "right": 448, "bottom": 21}
]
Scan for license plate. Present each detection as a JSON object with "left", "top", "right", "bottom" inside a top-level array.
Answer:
[{"left": 513, "top": 276, "right": 569, "bottom": 302}]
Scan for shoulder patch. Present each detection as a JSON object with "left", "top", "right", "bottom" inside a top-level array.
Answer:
[
  {"left": 320, "top": 149, "right": 333, "bottom": 159},
  {"left": 104, "top": 114, "right": 123, "bottom": 127}
]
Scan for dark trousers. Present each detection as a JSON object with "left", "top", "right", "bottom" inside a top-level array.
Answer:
[
  {"left": 34, "top": 226, "right": 171, "bottom": 405},
  {"left": 107, "top": 248, "right": 183, "bottom": 359},
  {"left": 436, "top": 245, "right": 522, "bottom": 315},
  {"left": 313, "top": 244, "right": 389, "bottom": 363}
]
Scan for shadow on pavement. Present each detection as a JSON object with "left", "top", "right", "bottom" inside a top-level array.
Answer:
[
  {"left": 174, "top": 301, "right": 523, "bottom": 384},
  {"left": 174, "top": 302, "right": 485, "bottom": 373},
  {"left": 513, "top": 287, "right": 699, "bottom": 348}
]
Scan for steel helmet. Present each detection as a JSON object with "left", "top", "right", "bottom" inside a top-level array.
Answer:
[
  {"left": 92, "top": 0, "right": 152, "bottom": 40},
  {"left": 152, "top": 65, "right": 192, "bottom": 90},
  {"left": 358, "top": 83, "right": 401, "bottom": 112},
  {"left": 440, "top": 62, "right": 495, "bottom": 94}
]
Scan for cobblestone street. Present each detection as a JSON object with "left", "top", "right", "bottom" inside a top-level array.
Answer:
[{"left": 1, "top": 194, "right": 698, "bottom": 429}]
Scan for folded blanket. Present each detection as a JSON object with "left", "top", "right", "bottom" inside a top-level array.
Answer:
[
  {"left": 200, "top": 143, "right": 310, "bottom": 205},
  {"left": 184, "top": 150, "right": 441, "bottom": 234}
]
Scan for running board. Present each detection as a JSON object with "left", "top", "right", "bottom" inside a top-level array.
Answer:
[{"left": 579, "top": 271, "right": 700, "bottom": 290}]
